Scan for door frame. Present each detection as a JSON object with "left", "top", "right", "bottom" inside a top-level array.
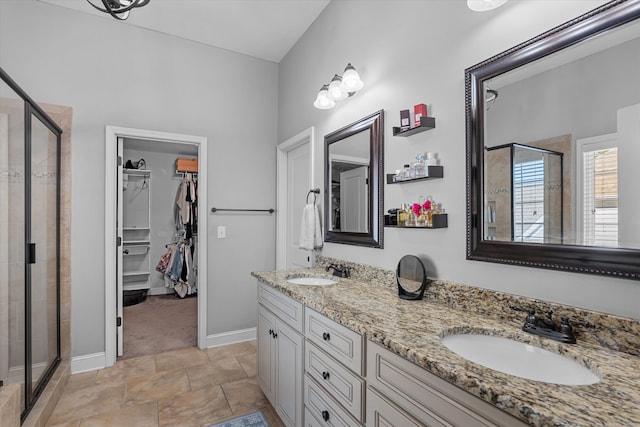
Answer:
[
  {"left": 276, "top": 127, "right": 315, "bottom": 270},
  {"left": 104, "top": 125, "right": 208, "bottom": 366}
]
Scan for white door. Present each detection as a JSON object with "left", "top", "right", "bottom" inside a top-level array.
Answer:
[
  {"left": 340, "top": 166, "right": 369, "bottom": 233},
  {"left": 287, "top": 143, "right": 313, "bottom": 269},
  {"left": 116, "top": 137, "right": 124, "bottom": 356}
]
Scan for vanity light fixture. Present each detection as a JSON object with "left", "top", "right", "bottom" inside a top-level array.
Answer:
[
  {"left": 467, "top": 0, "right": 507, "bottom": 12},
  {"left": 313, "top": 84, "right": 336, "bottom": 110},
  {"left": 313, "top": 63, "right": 365, "bottom": 110},
  {"left": 86, "top": 0, "right": 150, "bottom": 20}
]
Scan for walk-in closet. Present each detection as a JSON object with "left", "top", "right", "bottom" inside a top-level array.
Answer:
[{"left": 118, "top": 138, "right": 199, "bottom": 359}]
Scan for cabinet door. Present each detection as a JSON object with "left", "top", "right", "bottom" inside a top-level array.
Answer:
[
  {"left": 275, "top": 319, "right": 304, "bottom": 427},
  {"left": 257, "top": 305, "right": 276, "bottom": 405},
  {"left": 366, "top": 387, "right": 424, "bottom": 427}
]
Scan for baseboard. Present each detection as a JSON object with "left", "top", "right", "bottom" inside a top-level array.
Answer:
[
  {"left": 206, "top": 327, "right": 256, "bottom": 348},
  {"left": 71, "top": 352, "right": 106, "bottom": 374}
]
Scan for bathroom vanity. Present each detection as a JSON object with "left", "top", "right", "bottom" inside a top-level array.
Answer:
[{"left": 253, "top": 260, "right": 640, "bottom": 426}]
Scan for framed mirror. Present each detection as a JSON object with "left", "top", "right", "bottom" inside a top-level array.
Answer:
[
  {"left": 324, "top": 109, "right": 384, "bottom": 248},
  {"left": 466, "top": 1, "right": 640, "bottom": 279}
]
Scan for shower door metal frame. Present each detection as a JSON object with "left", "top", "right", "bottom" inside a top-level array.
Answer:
[{"left": 0, "top": 66, "right": 62, "bottom": 423}]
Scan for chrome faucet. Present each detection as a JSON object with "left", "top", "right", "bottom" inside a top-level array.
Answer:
[
  {"left": 511, "top": 306, "right": 576, "bottom": 344},
  {"left": 326, "top": 263, "right": 350, "bottom": 278}
]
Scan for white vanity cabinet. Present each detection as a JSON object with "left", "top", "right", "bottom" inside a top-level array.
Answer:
[
  {"left": 366, "top": 340, "right": 529, "bottom": 427},
  {"left": 304, "top": 308, "right": 364, "bottom": 426},
  {"left": 257, "top": 283, "right": 304, "bottom": 427}
]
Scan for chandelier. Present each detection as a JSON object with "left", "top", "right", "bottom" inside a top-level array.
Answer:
[{"left": 86, "top": 0, "right": 150, "bottom": 20}]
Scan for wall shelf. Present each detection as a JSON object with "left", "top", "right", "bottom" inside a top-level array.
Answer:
[
  {"left": 385, "top": 214, "right": 448, "bottom": 229},
  {"left": 386, "top": 166, "right": 444, "bottom": 184},
  {"left": 124, "top": 168, "right": 151, "bottom": 176},
  {"left": 392, "top": 116, "right": 436, "bottom": 136}
]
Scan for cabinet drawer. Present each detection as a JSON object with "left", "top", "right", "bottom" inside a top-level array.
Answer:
[
  {"left": 305, "top": 341, "right": 364, "bottom": 422},
  {"left": 366, "top": 340, "right": 528, "bottom": 427},
  {"left": 305, "top": 308, "right": 363, "bottom": 375},
  {"left": 366, "top": 386, "right": 424, "bottom": 427},
  {"left": 304, "top": 375, "right": 360, "bottom": 427},
  {"left": 258, "top": 281, "right": 304, "bottom": 333}
]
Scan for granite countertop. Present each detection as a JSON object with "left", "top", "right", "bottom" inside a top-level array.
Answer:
[{"left": 251, "top": 268, "right": 640, "bottom": 427}]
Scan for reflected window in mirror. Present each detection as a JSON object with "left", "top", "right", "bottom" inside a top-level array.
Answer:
[
  {"left": 324, "top": 110, "right": 384, "bottom": 248},
  {"left": 466, "top": 1, "right": 640, "bottom": 279}
]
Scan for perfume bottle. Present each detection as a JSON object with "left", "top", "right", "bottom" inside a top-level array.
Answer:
[
  {"left": 398, "top": 203, "right": 408, "bottom": 227},
  {"left": 413, "top": 154, "right": 426, "bottom": 178}
]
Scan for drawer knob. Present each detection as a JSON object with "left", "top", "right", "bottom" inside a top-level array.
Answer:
[
  {"left": 322, "top": 332, "right": 330, "bottom": 341},
  {"left": 272, "top": 332, "right": 278, "bottom": 339},
  {"left": 268, "top": 329, "right": 273, "bottom": 336},
  {"left": 321, "top": 410, "right": 330, "bottom": 422},
  {"left": 322, "top": 371, "right": 330, "bottom": 380}
]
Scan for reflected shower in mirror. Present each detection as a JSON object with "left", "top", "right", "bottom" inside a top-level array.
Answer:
[
  {"left": 485, "top": 143, "right": 563, "bottom": 244},
  {"left": 324, "top": 110, "right": 384, "bottom": 248},
  {"left": 466, "top": 0, "right": 640, "bottom": 279}
]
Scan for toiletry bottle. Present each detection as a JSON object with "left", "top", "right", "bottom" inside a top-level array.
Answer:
[
  {"left": 406, "top": 203, "right": 416, "bottom": 227},
  {"left": 413, "top": 154, "right": 426, "bottom": 178},
  {"left": 398, "top": 203, "right": 408, "bottom": 227},
  {"left": 402, "top": 164, "right": 411, "bottom": 180}
]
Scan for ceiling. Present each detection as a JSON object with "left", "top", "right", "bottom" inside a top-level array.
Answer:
[{"left": 38, "top": 0, "right": 331, "bottom": 63}]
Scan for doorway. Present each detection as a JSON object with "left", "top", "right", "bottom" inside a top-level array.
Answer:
[
  {"left": 105, "top": 126, "right": 208, "bottom": 367},
  {"left": 276, "top": 127, "right": 316, "bottom": 270}
]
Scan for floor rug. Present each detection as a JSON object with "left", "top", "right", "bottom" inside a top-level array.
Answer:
[{"left": 208, "top": 410, "right": 270, "bottom": 427}]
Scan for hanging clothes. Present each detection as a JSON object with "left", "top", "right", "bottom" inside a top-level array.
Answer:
[{"left": 159, "top": 171, "right": 198, "bottom": 298}]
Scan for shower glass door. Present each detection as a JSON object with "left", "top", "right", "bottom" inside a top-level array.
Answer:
[
  {"left": 28, "top": 112, "right": 60, "bottom": 400},
  {"left": 0, "top": 77, "right": 27, "bottom": 411},
  {"left": 0, "top": 67, "right": 61, "bottom": 422}
]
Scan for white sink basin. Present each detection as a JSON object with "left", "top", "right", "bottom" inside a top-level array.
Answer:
[
  {"left": 287, "top": 277, "right": 337, "bottom": 286},
  {"left": 441, "top": 334, "right": 600, "bottom": 385}
]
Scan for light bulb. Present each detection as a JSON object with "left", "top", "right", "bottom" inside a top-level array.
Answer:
[
  {"left": 313, "top": 85, "right": 335, "bottom": 110},
  {"left": 340, "top": 63, "right": 364, "bottom": 93},
  {"left": 328, "top": 74, "right": 347, "bottom": 101},
  {"left": 467, "top": 0, "right": 507, "bottom": 12}
]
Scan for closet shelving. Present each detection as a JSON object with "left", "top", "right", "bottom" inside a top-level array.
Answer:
[{"left": 122, "top": 169, "right": 152, "bottom": 291}]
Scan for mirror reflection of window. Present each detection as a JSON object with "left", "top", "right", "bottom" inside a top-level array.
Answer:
[{"left": 578, "top": 134, "right": 619, "bottom": 247}]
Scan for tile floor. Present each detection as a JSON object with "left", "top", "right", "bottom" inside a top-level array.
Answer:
[{"left": 45, "top": 341, "right": 285, "bottom": 427}]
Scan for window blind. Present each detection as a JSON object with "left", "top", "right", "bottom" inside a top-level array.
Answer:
[{"left": 583, "top": 147, "right": 618, "bottom": 247}]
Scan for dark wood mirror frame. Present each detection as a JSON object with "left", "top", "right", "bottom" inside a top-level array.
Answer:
[
  {"left": 324, "top": 109, "right": 384, "bottom": 248},
  {"left": 466, "top": 0, "right": 640, "bottom": 280}
]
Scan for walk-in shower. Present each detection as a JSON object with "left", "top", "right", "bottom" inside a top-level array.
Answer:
[{"left": 0, "top": 66, "right": 61, "bottom": 423}]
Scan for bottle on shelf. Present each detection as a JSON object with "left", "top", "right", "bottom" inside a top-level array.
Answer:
[
  {"left": 406, "top": 203, "right": 417, "bottom": 227},
  {"left": 413, "top": 154, "right": 426, "bottom": 178},
  {"left": 398, "top": 203, "right": 408, "bottom": 227}
]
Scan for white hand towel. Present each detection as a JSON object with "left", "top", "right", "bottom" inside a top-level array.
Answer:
[{"left": 299, "top": 203, "right": 323, "bottom": 251}]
